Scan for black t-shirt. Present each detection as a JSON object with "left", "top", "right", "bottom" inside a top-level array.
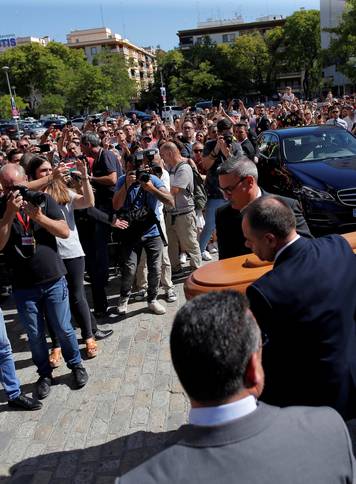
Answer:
[
  {"left": 0, "top": 194, "right": 67, "bottom": 289},
  {"left": 203, "top": 139, "right": 242, "bottom": 199},
  {"left": 91, "top": 149, "right": 122, "bottom": 211}
]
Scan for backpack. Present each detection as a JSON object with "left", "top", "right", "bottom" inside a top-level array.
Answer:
[
  {"left": 192, "top": 167, "right": 207, "bottom": 211},
  {"left": 174, "top": 162, "right": 208, "bottom": 211}
]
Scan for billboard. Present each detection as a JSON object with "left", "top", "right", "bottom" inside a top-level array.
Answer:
[{"left": 0, "top": 34, "right": 16, "bottom": 53}]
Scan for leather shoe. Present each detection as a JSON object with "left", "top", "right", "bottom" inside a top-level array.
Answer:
[
  {"left": 36, "top": 376, "right": 54, "bottom": 400},
  {"left": 8, "top": 393, "right": 43, "bottom": 411},
  {"left": 72, "top": 364, "right": 89, "bottom": 389},
  {"left": 93, "top": 329, "right": 113, "bottom": 340}
]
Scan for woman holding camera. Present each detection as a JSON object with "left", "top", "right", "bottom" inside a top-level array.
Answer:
[{"left": 26, "top": 156, "right": 112, "bottom": 363}]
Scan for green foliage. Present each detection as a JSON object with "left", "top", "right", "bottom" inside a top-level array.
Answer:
[
  {"left": 325, "top": 0, "right": 356, "bottom": 83},
  {"left": 0, "top": 94, "right": 27, "bottom": 118},
  {"left": 141, "top": 9, "right": 322, "bottom": 106},
  {"left": 281, "top": 10, "right": 322, "bottom": 97},
  {"left": 0, "top": 41, "right": 136, "bottom": 116}
]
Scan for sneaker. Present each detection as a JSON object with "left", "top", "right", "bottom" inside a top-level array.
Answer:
[
  {"left": 148, "top": 300, "right": 166, "bottom": 315},
  {"left": 165, "top": 288, "right": 177, "bottom": 303},
  {"left": 117, "top": 297, "right": 129, "bottom": 315},
  {"left": 208, "top": 242, "right": 218, "bottom": 254},
  {"left": 133, "top": 289, "right": 147, "bottom": 301},
  {"left": 8, "top": 393, "right": 42, "bottom": 411},
  {"left": 72, "top": 364, "right": 89, "bottom": 389},
  {"left": 36, "top": 376, "right": 54, "bottom": 400},
  {"left": 202, "top": 250, "right": 212, "bottom": 261},
  {"left": 179, "top": 253, "right": 187, "bottom": 264}
]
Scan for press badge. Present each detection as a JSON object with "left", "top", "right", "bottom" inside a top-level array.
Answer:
[{"left": 21, "top": 236, "right": 35, "bottom": 246}]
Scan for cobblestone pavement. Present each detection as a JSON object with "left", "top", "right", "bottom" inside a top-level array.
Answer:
[{"left": 0, "top": 264, "right": 206, "bottom": 483}]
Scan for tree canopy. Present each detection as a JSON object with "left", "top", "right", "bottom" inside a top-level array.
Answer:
[
  {"left": 142, "top": 9, "right": 322, "bottom": 107},
  {"left": 0, "top": 41, "right": 136, "bottom": 116}
]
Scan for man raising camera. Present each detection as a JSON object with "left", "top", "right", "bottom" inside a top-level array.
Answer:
[
  {"left": 0, "top": 164, "right": 88, "bottom": 399},
  {"left": 200, "top": 118, "right": 242, "bottom": 260},
  {"left": 113, "top": 151, "right": 174, "bottom": 315}
]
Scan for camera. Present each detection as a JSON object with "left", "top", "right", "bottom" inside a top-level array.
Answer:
[
  {"left": 12, "top": 186, "right": 46, "bottom": 208},
  {"left": 136, "top": 169, "right": 150, "bottom": 183},
  {"left": 223, "top": 135, "right": 233, "bottom": 146},
  {"left": 144, "top": 148, "right": 158, "bottom": 163}
]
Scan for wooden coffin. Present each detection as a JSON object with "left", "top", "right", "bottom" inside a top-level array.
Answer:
[{"left": 184, "top": 231, "right": 356, "bottom": 300}]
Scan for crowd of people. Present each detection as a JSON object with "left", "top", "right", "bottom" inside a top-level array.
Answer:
[
  {"left": 1, "top": 86, "right": 356, "bottom": 480},
  {"left": 0, "top": 87, "right": 354, "bottom": 407}
]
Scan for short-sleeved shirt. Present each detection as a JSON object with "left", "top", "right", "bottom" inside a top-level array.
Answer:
[
  {"left": 0, "top": 193, "right": 67, "bottom": 289},
  {"left": 92, "top": 149, "right": 122, "bottom": 211},
  {"left": 56, "top": 191, "right": 85, "bottom": 260},
  {"left": 169, "top": 162, "right": 194, "bottom": 215},
  {"left": 115, "top": 174, "right": 165, "bottom": 238},
  {"left": 203, "top": 140, "right": 242, "bottom": 199}
]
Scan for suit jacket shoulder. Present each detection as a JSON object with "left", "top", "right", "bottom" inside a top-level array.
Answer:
[{"left": 116, "top": 403, "right": 355, "bottom": 484}]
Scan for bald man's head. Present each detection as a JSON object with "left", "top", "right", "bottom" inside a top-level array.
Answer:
[
  {"left": 0, "top": 163, "right": 27, "bottom": 193},
  {"left": 159, "top": 142, "right": 181, "bottom": 167}
]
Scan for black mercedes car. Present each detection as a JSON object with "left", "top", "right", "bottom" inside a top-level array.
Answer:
[{"left": 257, "top": 126, "right": 356, "bottom": 234}]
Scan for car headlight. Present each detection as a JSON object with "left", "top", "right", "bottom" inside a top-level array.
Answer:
[{"left": 301, "top": 186, "right": 335, "bottom": 201}]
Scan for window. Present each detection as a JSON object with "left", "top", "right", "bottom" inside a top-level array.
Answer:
[
  {"left": 222, "top": 33, "right": 235, "bottom": 43},
  {"left": 91, "top": 47, "right": 97, "bottom": 55}
]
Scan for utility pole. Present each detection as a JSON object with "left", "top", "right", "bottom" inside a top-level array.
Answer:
[
  {"left": 2, "top": 66, "right": 20, "bottom": 138},
  {"left": 159, "top": 68, "right": 166, "bottom": 111}
]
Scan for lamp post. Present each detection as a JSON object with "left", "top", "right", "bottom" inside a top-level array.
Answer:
[{"left": 2, "top": 66, "right": 20, "bottom": 139}]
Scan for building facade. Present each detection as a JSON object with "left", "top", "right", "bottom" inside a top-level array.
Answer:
[
  {"left": 66, "top": 27, "right": 156, "bottom": 94},
  {"left": 177, "top": 16, "right": 285, "bottom": 49},
  {"left": 320, "top": 0, "right": 350, "bottom": 92}
]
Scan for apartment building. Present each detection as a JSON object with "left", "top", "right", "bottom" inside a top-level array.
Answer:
[{"left": 66, "top": 27, "right": 157, "bottom": 93}]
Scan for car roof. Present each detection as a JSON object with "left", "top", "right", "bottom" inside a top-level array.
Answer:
[{"left": 262, "top": 125, "right": 346, "bottom": 138}]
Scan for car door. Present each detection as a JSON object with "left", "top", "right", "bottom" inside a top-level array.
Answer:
[{"left": 258, "top": 133, "right": 294, "bottom": 197}]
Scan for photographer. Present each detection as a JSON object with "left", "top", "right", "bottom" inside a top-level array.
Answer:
[
  {"left": 113, "top": 150, "right": 174, "bottom": 315},
  {"left": 200, "top": 118, "right": 242, "bottom": 260},
  {"left": 26, "top": 156, "right": 115, "bottom": 364},
  {"left": 80, "top": 131, "right": 122, "bottom": 317},
  {"left": 0, "top": 164, "right": 88, "bottom": 400}
]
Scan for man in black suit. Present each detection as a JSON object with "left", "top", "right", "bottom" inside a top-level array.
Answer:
[
  {"left": 234, "top": 123, "right": 256, "bottom": 160},
  {"left": 216, "top": 156, "right": 311, "bottom": 260},
  {"left": 116, "top": 291, "right": 355, "bottom": 483},
  {"left": 243, "top": 196, "right": 356, "bottom": 419},
  {"left": 255, "top": 104, "right": 270, "bottom": 134}
]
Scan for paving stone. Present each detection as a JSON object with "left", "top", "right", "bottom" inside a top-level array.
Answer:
[{"left": 1, "top": 275, "right": 191, "bottom": 479}]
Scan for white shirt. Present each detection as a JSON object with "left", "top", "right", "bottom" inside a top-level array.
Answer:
[
  {"left": 274, "top": 234, "right": 300, "bottom": 262},
  {"left": 189, "top": 396, "right": 257, "bottom": 426},
  {"left": 326, "top": 117, "right": 348, "bottom": 130}
]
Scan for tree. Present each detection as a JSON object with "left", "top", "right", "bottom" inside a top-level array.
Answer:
[
  {"left": 93, "top": 50, "right": 136, "bottom": 110},
  {"left": 280, "top": 10, "right": 322, "bottom": 98},
  {"left": 325, "top": 0, "right": 356, "bottom": 83},
  {"left": 0, "top": 94, "right": 27, "bottom": 118}
]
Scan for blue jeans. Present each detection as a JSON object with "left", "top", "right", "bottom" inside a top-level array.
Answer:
[
  {"left": 0, "top": 308, "right": 21, "bottom": 400},
  {"left": 14, "top": 277, "right": 81, "bottom": 378},
  {"left": 199, "top": 198, "right": 227, "bottom": 253}
]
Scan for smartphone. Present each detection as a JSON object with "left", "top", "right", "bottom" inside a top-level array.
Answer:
[{"left": 39, "top": 143, "right": 51, "bottom": 153}]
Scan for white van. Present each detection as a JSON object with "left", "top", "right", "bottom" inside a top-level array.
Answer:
[{"left": 161, "top": 105, "right": 184, "bottom": 121}]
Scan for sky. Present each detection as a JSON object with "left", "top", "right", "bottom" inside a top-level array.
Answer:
[{"left": 1, "top": 0, "right": 320, "bottom": 50}]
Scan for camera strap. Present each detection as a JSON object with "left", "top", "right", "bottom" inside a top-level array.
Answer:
[{"left": 16, "top": 211, "right": 31, "bottom": 235}]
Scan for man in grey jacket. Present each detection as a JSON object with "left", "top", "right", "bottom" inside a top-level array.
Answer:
[{"left": 116, "top": 291, "right": 356, "bottom": 484}]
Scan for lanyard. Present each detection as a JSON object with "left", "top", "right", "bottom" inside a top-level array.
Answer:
[{"left": 16, "top": 212, "right": 31, "bottom": 234}]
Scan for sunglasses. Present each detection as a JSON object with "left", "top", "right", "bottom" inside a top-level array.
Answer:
[{"left": 193, "top": 149, "right": 203, "bottom": 153}]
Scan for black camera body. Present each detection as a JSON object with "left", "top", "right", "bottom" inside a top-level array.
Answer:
[
  {"left": 136, "top": 169, "right": 150, "bottom": 183},
  {"left": 12, "top": 185, "right": 46, "bottom": 208},
  {"left": 223, "top": 135, "right": 233, "bottom": 146}
]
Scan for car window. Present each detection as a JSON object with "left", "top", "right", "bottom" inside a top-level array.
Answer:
[
  {"left": 258, "top": 134, "right": 280, "bottom": 159},
  {"left": 283, "top": 129, "right": 356, "bottom": 162}
]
